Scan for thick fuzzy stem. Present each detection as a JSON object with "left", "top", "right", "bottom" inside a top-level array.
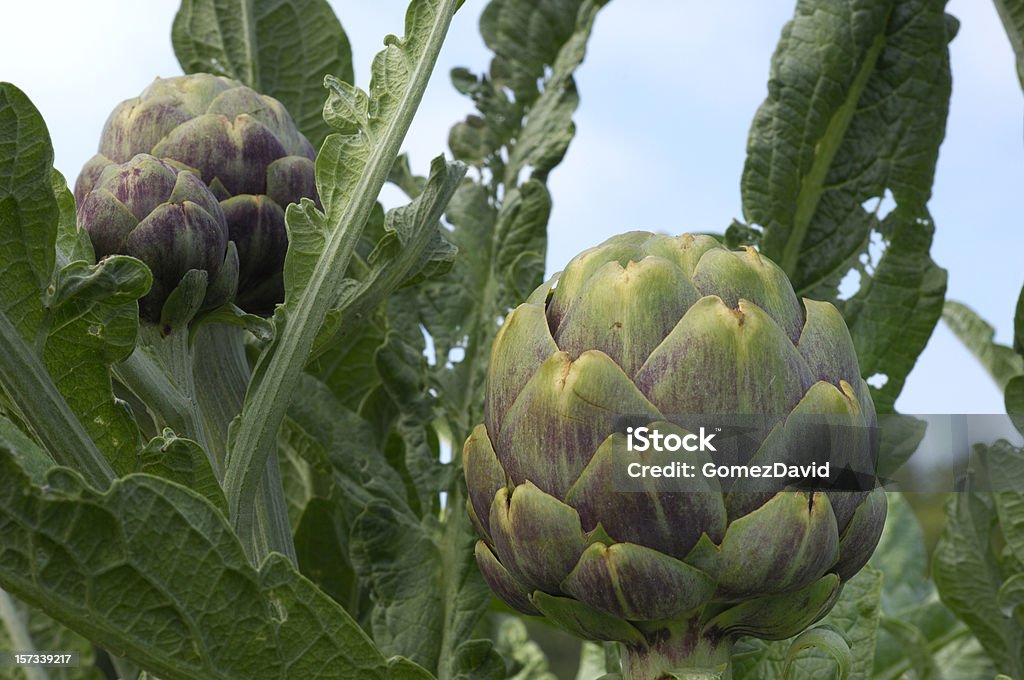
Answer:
[
  {"left": 191, "top": 323, "right": 296, "bottom": 565},
  {"left": 623, "top": 624, "right": 733, "bottom": 680},
  {"left": 138, "top": 324, "right": 216, "bottom": 470}
]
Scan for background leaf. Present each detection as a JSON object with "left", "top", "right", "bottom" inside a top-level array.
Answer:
[
  {"left": 942, "top": 301, "right": 1023, "bottom": 391},
  {"left": 993, "top": 0, "right": 1024, "bottom": 87},
  {"left": 933, "top": 479, "right": 1024, "bottom": 677},
  {"left": 172, "top": 0, "right": 353, "bottom": 148},
  {"left": 839, "top": 207, "right": 947, "bottom": 412},
  {"left": 740, "top": 0, "right": 955, "bottom": 412}
]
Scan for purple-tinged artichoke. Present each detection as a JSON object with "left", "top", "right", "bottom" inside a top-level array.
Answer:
[
  {"left": 77, "top": 154, "right": 234, "bottom": 323},
  {"left": 464, "top": 232, "right": 886, "bottom": 677},
  {"left": 74, "top": 74, "right": 318, "bottom": 314}
]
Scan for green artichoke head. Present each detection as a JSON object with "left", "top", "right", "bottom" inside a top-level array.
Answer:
[
  {"left": 464, "top": 232, "right": 886, "bottom": 669},
  {"left": 75, "top": 73, "right": 318, "bottom": 314},
  {"left": 77, "top": 153, "right": 235, "bottom": 323}
]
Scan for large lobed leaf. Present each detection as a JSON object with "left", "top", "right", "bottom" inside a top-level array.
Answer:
[
  {"left": 0, "top": 445, "right": 431, "bottom": 680},
  {"left": 740, "top": 0, "right": 955, "bottom": 412},
  {"left": 172, "top": 0, "right": 354, "bottom": 148},
  {"left": 839, "top": 206, "right": 947, "bottom": 412},
  {"left": 0, "top": 83, "right": 149, "bottom": 484}
]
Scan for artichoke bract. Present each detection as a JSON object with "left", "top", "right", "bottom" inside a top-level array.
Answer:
[
  {"left": 77, "top": 154, "right": 234, "bottom": 323},
  {"left": 464, "top": 232, "right": 886, "bottom": 677},
  {"left": 75, "top": 74, "right": 318, "bottom": 314}
]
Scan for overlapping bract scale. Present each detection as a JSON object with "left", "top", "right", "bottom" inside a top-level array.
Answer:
[{"left": 464, "top": 231, "right": 885, "bottom": 642}]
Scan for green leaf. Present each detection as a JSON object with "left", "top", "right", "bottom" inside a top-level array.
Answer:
[
  {"left": 932, "top": 634, "right": 1000, "bottom": 680},
  {"left": 998, "top": 574, "right": 1024, "bottom": 626},
  {"left": 1007, "top": 375, "right": 1024, "bottom": 435},
  {"left": 52, "top": 170, "right": 93, "bottom": 268},
  {"left": 308, "top": 157, "right": 463, "bottom": 362},
  {"left": 449, "top": 639, "right": 505, "bottom": 680},
  {"left": 994, "top": 0, "right": 1024, "bottom": 88},
  {"left": 869, "top": 493, "right": 964, "bottom": 680},
  {"left": 375, "top": 330, "right": 451, "bottom": 515},
  {"left": 415, "top": 178, "right": 552, "bottom": 439},
  {"left": 502, "top": 0, "right": 605, "bottom": 185},
  {"left": 45, "top": 256, "right": 152, "bottom": 473},
  {"left": 0, "top": 83, "right": 147, "bottom": 486},
  {"left": 987, "top": 442, "right": 1024, "bottom": 566},
  {"left": 224, "top": 0, "right": 463, "bottom": 546},
  {"left": 194, "top": 303, "right": 275, "bottom": 343},
  {"left": 308, "top": 315, "right": 388, "bottom": 413},
  {"left": 479, "top": 0, "right": 595, "bottom": 107},
  {"left": 838, "top": 207, "right": 947, "bottom": 413},
  {"left": 494, "top": 617, "right": 558, "bottom": 680},
  {"left": 1014, "top": 283, "right": 1024, "bottom": 355},
  {"left": 783, "top": 628, "right": 851, "bottom": 680},
  {"left": 419, "top": 0, "right": 608, "bottom": 442},
  {"left": 876, "top": 414, "right": 927, "bottom": 479},
  {"left": 293, "top": 496, "right": 359, "bottom": 613},
  {"left": 0, "top": 83, "right": 56, "bottom": 337},
  {"left": 575, "top": 642, "right": 611, "bottom": 680},
  {"left": 878, "top": 617, "right": 940, "bottom": 680},
  {"left": 448, "top": 115, "right": 499, "bottom": 165},
  {"left": 943, "top": 300, "right": 1024, "bottom": 391},
  {"left": 870, "top": 494, "right": 929, "bottom": 609},
  {"left": 349, "top": 490, "right": 491, "bottom": 677},
  {"left": 158, "top": 268, "right": 209, "bottom": 335},
  {"left": 281, "top": 371, "right": 491, "bottom": 670},
  {"left": 136, "top": 427, "right": 227, "bottom": 515},
  {"left": 0, "top": 447, "right": 397, "bottom": 680},
  {"left": 742, "top": 0, "right": 954, "bottom": 298},
  {"left": 933, "top": 486, "right": 1024, "bottom": 676},
  {"left": 733, "top": 567, "right": 882, "bottom": 680},
  {"left": 815, "top": 568, "right": 883, "bottom": 679},
  {"left": 172, "top": 0, "right": 353, "bottom": 147},
  {"left": 284, "top": 374, "right": 408, "bottom": 513},
  {"left": 0, "top": 415, "right": 53, "bottom": 491}
]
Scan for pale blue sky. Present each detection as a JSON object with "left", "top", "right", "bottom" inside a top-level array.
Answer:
[{"left": 3, "top": 1, "right": 1021, "bottom": 414}]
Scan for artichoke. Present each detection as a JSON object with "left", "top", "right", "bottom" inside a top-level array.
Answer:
[
  {"left": 74, "top": 74, "right": 318, "bottom": 314},
  {"left": 77, "top": 154, "right": 235, "bottom": 324},
  {"left": 464, "top": 232, "right": 886, "bottom": 677}
]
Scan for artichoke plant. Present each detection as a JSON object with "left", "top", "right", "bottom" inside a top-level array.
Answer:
[
  {"left": 74, "top": 73, "right": 318, "bottom": 314},
  {"left": 464, "top": 232, "right": 886, "bottom": 678},
  {"left": 76, "top": 153, "right": 235, "bottom": 324}
]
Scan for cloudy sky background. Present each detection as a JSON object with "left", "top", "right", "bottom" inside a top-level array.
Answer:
[{"left": 3, "top": 0, "right": 1021, "bottom": 415}]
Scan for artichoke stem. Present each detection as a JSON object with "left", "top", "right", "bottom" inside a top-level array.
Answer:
[
  {"left": 139, "top": 323, "right": 216, "bottom": 471},
  {"left": 191, "top": 323, "right": 297, "bottom": 566},
  {"left": 623, "top": 623, "right": 733, "bottom": 680},
  {"left": 191, "top": 323, "right": 249, "bottom": 473}
]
